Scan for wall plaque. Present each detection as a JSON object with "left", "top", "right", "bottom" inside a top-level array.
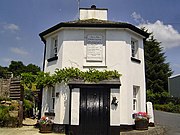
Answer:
[{"left": 86, "top": 35, "right": 103, "bottom": 61}]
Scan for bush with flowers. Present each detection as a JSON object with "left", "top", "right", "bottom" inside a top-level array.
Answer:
[
  {"left": 134, "top": 112, "right": 150, "bottom": 121},
  {"left": 133, "top": 112, "right": 150, "bottom": 130},
  {"left": 38, "top": 116, "right": 53, "bottom": 133}
]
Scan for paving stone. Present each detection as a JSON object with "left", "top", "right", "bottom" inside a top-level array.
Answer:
[{"left": 120, "top": 126, "right": 165, "bottom": 135}]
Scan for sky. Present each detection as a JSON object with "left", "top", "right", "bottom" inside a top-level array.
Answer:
[{"left": 0, "top": 0, "right": 180, "bottom": 75}]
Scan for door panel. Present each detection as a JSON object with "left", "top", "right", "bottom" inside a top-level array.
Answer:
[{"left": 79, "top": 87, "right": 109, "bottom": 135}]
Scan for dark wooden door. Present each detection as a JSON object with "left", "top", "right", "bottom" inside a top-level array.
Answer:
[{"left": 79, "top": 87, "right": 110, "bottom": 135}]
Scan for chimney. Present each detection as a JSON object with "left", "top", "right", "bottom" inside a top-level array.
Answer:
[{"left": 79, "top": 5, "right": 108, "bottom": 20}]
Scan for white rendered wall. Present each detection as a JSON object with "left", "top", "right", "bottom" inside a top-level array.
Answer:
[
  {"left": 41, "top": 84, "right": 70, "bottom": 124},
  {"left": 43, "top": 28, "right": 146, "bottom": 125},
  {"left": 80, "top": 9, "right": 107, "bottom": 20},
  {"left": 41, "top": 87, "right": 49, "bottom": 117},
  {"left": 71, "top": 88, "right": 80, "bottom": 125},
  {"left": 56, "top": 84, "right": 70, "bottom": 124},
  {"left": 106, "top": 30, "right": 146, "bottom": 125},
  {"left": 110, "top": 88, "right": 120, "bottom": 126},
  {"left": 62, "top": 29, "right": 84, "bottom": 69}
]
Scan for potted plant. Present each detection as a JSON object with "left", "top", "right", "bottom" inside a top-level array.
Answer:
[
  {"left": 38, "top": 116, "right": 53, "bottom": 133},
  {"left": 134, "top": 112, "right": 150, "bottom": 130}
]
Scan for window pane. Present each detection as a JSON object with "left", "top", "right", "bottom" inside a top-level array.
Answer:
[
  {"left": 52, "top": 98, "right": 55, "bottom": 110},
  {"left": 133, "top": 99, "right": 136, "bottom": 110},
  {"left": 54, "top": 39, "right": 57, "bottom": 47},
  {"left": 131, "top": 39, "right": 138, "bottom": 58},
  {"left": 133, "top": 88, "right": 137, "bottom": 98},
  {"left": 51, "top": 37, "right": 58, "bottom": 58}
]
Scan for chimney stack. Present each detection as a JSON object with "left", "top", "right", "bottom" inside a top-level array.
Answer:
[{"left": 79, "top": 5, "right": 108, "bottom": 20}]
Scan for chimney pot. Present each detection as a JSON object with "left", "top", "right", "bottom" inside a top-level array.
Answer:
[{"left": 91, "top": 5, "right": 96, "bottom": 9}]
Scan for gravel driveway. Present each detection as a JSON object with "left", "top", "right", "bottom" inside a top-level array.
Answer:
[{"left": 0, "top": 126, "right": 64, "bottom": 135}]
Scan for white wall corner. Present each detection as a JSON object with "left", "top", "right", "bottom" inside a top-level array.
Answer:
[
  {"left": 71, "top": 88, "right": 80, "bottom": 125},
  {"left": 110, "top": 88, "right": 120, "bottom": 126}
]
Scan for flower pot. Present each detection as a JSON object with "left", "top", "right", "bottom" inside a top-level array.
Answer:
[
  {"left": 135, "top": 120, "right": 148, "bottom": 130},
  {"left": 39, "top": 124, "right": 52, "bottom": 133}
]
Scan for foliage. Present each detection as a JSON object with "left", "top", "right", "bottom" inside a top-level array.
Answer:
[
  {"left": 24, "top": 89, "right": 34, "bottom": 101},
  {"left": 0, "top": 97, "right": 11, "bottom": 101},
  {"left": 0, "top": 61, "right": 41, "bottom": 78},
  {"left": 23, "top": 99, "right": 34, "bottom": 112},
  {"left": 144, "top": 35, "right": 173, "bottom": 94},
  {"left": 21, "top": 67, "right": 121, "bottom": 89},
  {"left": 0, "top": 66, "right": 8, "bottom": 78},
  {"left": 147, "top": 89, "right": 180, "bottom": 113},
  {"left": 0, "top": 105, "right": 10, "bottom": 125},
  {"left": 154, "top": 103, "right": 180, "bottom": 113},
  {"left": 25, "top": 64, "right": 41, "bottom": 75},
  {"left": 146, "top": 90, "right": 170, "bottom": 104},
  {"left": 21, "top": 73, "right": 36, "bottom": 89},
  {"left": 9, "top": 61, "right": 26, "bottom": 77},
  {"left": 0, "top": 101, "right": 19, "bottom": 127}
]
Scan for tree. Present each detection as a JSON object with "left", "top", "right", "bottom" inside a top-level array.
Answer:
[
  {"left": 144, "top": 35, "right": 173, "bottom": 93},
  {"left": 25, "top": 64, "right": 40, "bottom": 75},
  {"left": 0, "top": 66, "right": 8, "bottom": 78},
  {"left": 8, "top": 61, "right": 25, "bottom": 77},
  {"left": 8, "top": 61, "right": 41, "bottom": 77}
]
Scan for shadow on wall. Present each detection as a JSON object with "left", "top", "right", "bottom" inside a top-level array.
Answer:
[{"left": 62, "top": 85, "right": 70, "bottom": 124}]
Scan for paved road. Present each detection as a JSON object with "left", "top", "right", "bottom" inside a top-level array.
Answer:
[{"left": 154, "top": 110, "right": 180, "bottom": 135}]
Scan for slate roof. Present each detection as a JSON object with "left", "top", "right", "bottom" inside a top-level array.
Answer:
[{"left": 39, "top": 19, "right": 149, "bottom": 42}]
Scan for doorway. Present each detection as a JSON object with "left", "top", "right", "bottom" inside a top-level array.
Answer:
[{"left": 79, "top": 86, "right": 110, "bottom": 135}]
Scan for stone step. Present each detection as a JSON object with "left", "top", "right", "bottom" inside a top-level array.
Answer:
[
  {"left": 10, "top": 88, "right": 21, "bottom": 91},
  {"left": 10, "top": 88, "right": 21, "bottom": 92},
  {"left": 10, "top": 96, "right": 21, "bottom": 100},
  {"left": 9, "top": 94, "right": 21, "bottom": 98},
  {"left": 10, "top": 86, "right": 21, "bottom": 89},
  {"left": 11, "top": 80, "right": 20, "bottom": 83},
  {"left": 10, "top": 93, "right": 21, "bottom": 97},
  {"left": 10, "top": 82, "right": 20, "bottom": 85},
  {"left": 10, "top": 91, "right": 21, "bottom": 94},
  {"left": 11, "top": 78, "right": 20, "bottom": 81}
]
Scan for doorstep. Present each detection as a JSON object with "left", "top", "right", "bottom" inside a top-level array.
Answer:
[{"left": 120, "top": 126, "right": 165, "bottom": 135}]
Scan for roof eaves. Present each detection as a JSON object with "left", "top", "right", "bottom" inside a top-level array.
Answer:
[{"left": 39, "top": 21, "right": 149, "bottom": 41}]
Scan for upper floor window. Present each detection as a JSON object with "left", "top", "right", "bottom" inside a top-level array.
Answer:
[
  {"left": 48, "top": 36, "right": 58, "bottom": 62},
  {"left": 51, "top": 37, "right": 58, "bottom": 57},
  {"left": 131, "top": 38, "right": 138, "bottom": 58}
]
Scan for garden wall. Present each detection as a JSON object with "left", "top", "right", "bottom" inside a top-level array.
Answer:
[
  {"left": 0, "top": 79, "right": 11, "bottom": 98},
  {"left": 0, "top": 78, "right": 23, "bottom": 127}
]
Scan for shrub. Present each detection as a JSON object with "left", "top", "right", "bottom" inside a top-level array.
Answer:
[
  {"left": 154, "top": 103, "right": 180, "bottom": 113},
  {"left": 0, "top": 97, "right": 11, "bottom": 101},
  {"left": 23, "top": 99, "right": 34, "bottom": 117},
  {"left": 0, "top": 99, "right": 20, "bottom": 127},
  {"left": 0, "top": 105, "right": 10, "bottom": 126}
]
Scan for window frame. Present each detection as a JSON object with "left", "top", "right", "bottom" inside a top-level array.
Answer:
[
  {"left": 53, "top": 37, "right": 58, "bottom": 57},
  {"left": 51, "top": 87, "right": 55, "bottom": 111},
  {"left": 47, "top": 36, "right": 58, "bottom": 62},
  {"left": 133, "top": 86, "right": 140, "bottom": 112},
  {"left": 47, "top": 86, "right": 55, "bottom": 112},
  {"left": 131, "top": 38, "right": 139, "bottom": 59}
]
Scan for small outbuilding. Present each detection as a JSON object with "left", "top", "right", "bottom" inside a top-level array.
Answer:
[
  {"left": 168, "top": 74, "right": 180, "bottom": 98},
  {"left": 39, "top": 5, "right": 149, "bottom": 135}
]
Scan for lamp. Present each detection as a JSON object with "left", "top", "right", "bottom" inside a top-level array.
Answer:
[{"left": 111, "top": 96, "right": 118, "bottom": 106}]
